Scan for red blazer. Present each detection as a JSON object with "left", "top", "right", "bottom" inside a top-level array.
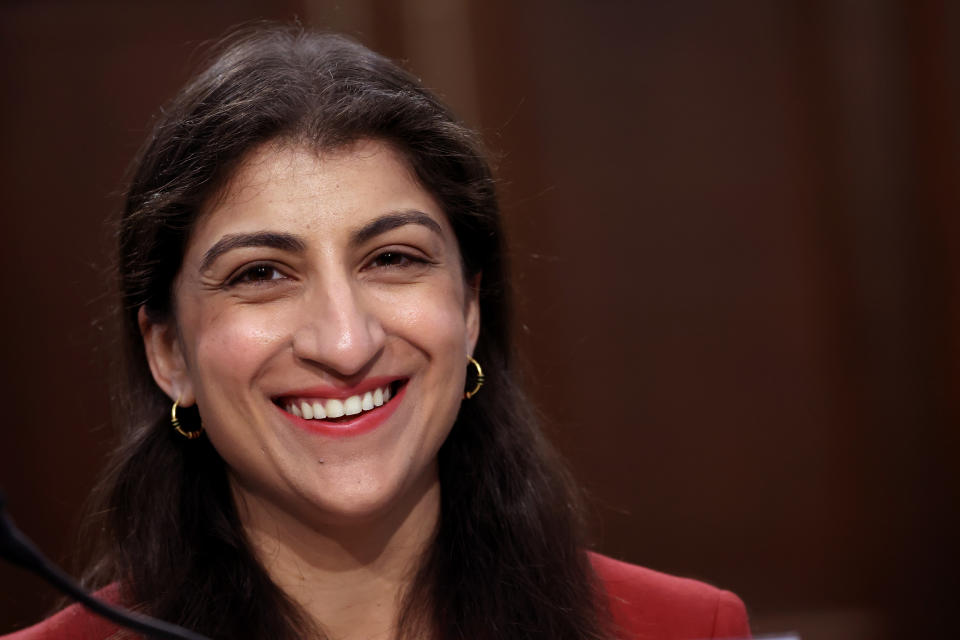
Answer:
[
  {"left": 590, "top": 553, "right": 750, "bottom": 639},
  {"left": 3, "top": 554, "right": 750, "bottom": 639}
]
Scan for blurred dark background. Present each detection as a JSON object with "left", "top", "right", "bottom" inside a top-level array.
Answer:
[{"left": 1, "top": 1, "right": 957, "bottom": 638}]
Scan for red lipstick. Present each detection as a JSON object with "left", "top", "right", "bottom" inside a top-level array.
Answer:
[{"left": 277, "top": 376, "right": 402, "bottom": 400}]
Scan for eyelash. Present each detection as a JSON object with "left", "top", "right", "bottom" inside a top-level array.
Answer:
[{"left": 366, "top": 250, "right": 429, "bottom": 270}]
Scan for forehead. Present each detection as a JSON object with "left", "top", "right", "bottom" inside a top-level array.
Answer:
[{"left": 188, "top": 139, "right": 452, "bottom": 248}]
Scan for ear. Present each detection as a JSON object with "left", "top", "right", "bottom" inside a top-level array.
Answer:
[
  {"left": 138, "top": 306, "right": 196, "bottom": 407},
  {"left": 465, "top": 272, "right": 481, "bottom": 356}
]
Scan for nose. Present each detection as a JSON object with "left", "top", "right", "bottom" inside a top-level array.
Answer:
[{"left": 291, "top": 272, "right": 386, "bottom": 378}]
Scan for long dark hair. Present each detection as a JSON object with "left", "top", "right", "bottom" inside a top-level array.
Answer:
[{"left": 85, "top": 25, "right": 612, "bottom": 640}]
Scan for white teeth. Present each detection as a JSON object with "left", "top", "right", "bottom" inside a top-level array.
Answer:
[
  {"left": 312, "top": 401, "right": 326, "bottom": 419},
  {"left": 325, "top": 398, "right": 345, "bottom": 418},
  {"left": 344, "top": 396, "right": 362, "bottom": 416},
  {"left": 287, "top": 384, "right": 395, "bottom": 420}
]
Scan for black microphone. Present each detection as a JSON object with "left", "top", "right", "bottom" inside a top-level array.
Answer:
[{"left": 0, "top": 492, "right": 211, "bottom": 640}]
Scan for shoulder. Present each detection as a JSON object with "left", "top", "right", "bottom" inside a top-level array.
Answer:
[
  {"left": 589, "top": 552, "right": 751, "bottom": 640},
  {"left": 0, "top": 585, "right": 126, "bottom": 640}
]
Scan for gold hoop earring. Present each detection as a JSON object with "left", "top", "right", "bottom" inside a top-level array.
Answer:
[
  {"left": 464, "top": 356, "right": 485, "bottom": 400},
  {"left": 171, "top": 398, "right": 203, "bottom": 440}
]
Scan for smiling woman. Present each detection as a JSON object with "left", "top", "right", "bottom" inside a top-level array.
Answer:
[
  {"left": 3, "top": 25, "right": 749, "bottom": 640},
  {"left": 147, "top": 140, "right": 478, "bottom": 533}
]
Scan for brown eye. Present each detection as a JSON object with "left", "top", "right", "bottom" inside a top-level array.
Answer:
[
  {"left": 230, "top": 264, "right": 285, "bottom": 285},
  {"left": 371, "top": 252, "right": 413, "bottom": 268}
]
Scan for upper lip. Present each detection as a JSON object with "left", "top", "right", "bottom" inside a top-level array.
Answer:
[{"left": 272, "top": 376, "right": 406, "bottom": 402}]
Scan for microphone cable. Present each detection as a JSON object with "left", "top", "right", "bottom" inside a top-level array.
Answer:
[{"left": 0, "top": 492, "right": 211, "bottom": 640}]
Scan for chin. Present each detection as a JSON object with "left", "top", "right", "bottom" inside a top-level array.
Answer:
[{"left": 289, "top": 465, "right": 440, "bottom": 530}]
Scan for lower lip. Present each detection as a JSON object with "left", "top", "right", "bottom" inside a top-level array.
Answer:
[{"left": 278, "top": 384, "right": 407, "bottom": 438}]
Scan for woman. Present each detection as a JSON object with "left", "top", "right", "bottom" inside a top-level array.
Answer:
[{"left": 5, "top": 26, "right": 749, "bottom": 640}]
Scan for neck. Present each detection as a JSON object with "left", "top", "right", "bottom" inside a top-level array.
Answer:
[{"left": 234, "top": 472, "right": 440, "bottom": 640}]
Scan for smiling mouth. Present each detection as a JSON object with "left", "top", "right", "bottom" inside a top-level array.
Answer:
[{"left": 275, "top": 379, "right": 406, "bottom": 422}]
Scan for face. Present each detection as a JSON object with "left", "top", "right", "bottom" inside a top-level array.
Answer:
[{"left": 141, "top": 139, "right": 479, "bottom": 529}]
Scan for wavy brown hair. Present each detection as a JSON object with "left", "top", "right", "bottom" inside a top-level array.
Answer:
[{"left": 83, "top": 25, "right": 612, "bottom": 640}]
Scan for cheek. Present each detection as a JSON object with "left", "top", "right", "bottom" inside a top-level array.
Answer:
[
  {"left": 379, "top": 283, "right": 471, "bottom": 354},
  {"left": 190, "top": 306, "right": 289, "bottom": 395}
]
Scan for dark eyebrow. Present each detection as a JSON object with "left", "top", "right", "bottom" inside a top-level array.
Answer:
[
  {"left": 350, "top": 211, "right": 443, "bottom": 247},
  {"left": 199, "top": 231, "right": 305, "bottom": 272}
]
